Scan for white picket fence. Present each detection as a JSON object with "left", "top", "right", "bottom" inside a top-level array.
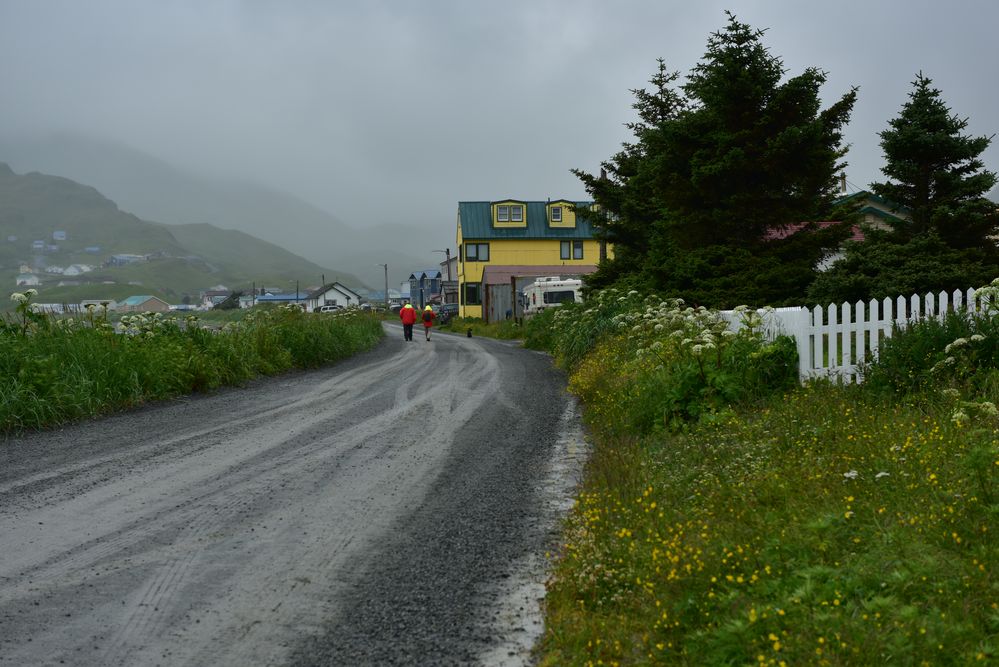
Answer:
[{"left": 719, "top": 288, "right": 994, "bottom": 383}]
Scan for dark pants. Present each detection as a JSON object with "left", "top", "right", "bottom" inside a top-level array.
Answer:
[{"left": 403, "top": 323, "right": 413, "bottom": 341}]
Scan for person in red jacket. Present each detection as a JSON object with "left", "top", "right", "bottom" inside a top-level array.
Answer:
[
  {"left": 399, "top": 301, "right": 417, "bottom": 341},
  {"left": 421, "top": 304, "right": 436, "bottom": 341}
]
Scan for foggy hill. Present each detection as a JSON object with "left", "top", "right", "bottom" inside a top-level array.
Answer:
[
  {"left": 0, "top": 133, "right": 433, "bottom": 287},
  {"left": 0, "top": 162, "right": 360, "bottom": 301}
]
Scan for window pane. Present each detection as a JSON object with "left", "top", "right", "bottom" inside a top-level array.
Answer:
[
  {"left": 551, "top": 206, "right": 562, "bottom": 221},
  {"left": 466, "top": 244, "right": 477, "bottom": 261},
  {"left": 511, "top": 206, "right": 523, "bottom": 222},
  {"left": 478, "top": 244, "right": 489, "bottom": 261},
  {"left": 465, "top": 283, "right": 481, "bottom": 305},
  {"left": 543, "top": 290, "right": 576, "bottom": 304},
  {"left": 497, "top": 206, "right": 509, "bottom": 222},
  {"left": 573, "top": 241, "right": 584, "bottom": 259},
  {"left": 560, "top": 241, "right": 570, "bottom": 260}
]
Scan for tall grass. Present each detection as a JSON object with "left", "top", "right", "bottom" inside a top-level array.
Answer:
[
  {"left": 1, "top": 294, "right": 383, "bottom": 433},
  {"left": 533, "top": 287, "right": 997, "bottom": 665},
  {"left": 439, "top": 316, "right": 524, "bottom": 339}
]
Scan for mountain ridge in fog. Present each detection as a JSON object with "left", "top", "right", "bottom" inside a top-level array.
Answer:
[{"left": 0, "top": 132, "right": 433, "bottom": 287}]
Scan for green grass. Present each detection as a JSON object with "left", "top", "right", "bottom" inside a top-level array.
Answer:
[
  {"left": 438, "top": 316, "right": 525, "bottom": 340},
  {"left": 540, "top": 385, "right": 997, "bottom": 665},
  {"left": 533, "top": 290, "right": 998, "bottom": 665},
  {"left": 0, "top": 301, "right": 383, "bottom": 433}
]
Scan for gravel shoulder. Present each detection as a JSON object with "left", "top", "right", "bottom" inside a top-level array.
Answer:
[{"left": 0, "top": 325, "right": 587, "bottom": 666}]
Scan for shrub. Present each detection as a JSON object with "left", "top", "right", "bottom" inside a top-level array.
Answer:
[
  {"left": 549, "top": 291, "right": 798, "bottom": 433},
  {"left": 862, "top": 310, "right": 999, "bottom": 396},
  {"left": 0, "top": 297, "right": 383, "bottom": 433}
]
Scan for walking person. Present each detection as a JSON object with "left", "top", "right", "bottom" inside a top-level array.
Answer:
[
  {"left": 421, "top": 305, "right": 436, "bottom": 341},
  {"left": 399, "top": 301, "right": 417, "bottom": 341}
]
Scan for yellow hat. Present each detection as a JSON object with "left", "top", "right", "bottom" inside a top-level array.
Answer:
[{"left": 424, "top": 305, "right": 433, "bottom": 310}]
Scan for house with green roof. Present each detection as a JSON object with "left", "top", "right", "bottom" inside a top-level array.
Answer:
[
  {"left": 835, "top": 190, "right": 911, "bottom": 229},
  {"left": 119, "top": 295, "right": 170, "bottom": 313},
  {"left": 455, "top": 199, "right": 609, "bottom": 319}
]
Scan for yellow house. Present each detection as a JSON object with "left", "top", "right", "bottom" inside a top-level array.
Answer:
[{"left": 455, "top": 199, "right": 608, "bottom": 319}]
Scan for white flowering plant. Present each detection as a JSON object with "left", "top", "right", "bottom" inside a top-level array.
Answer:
[
  {"left": 532, "top": 287, "right": 798, "bottom": 431},
  {"left": 864, "top": 285, "right": 999, "bottom": 397}
]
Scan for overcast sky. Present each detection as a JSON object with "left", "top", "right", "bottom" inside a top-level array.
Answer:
[{"left": 1, "top": 0, "right": 997, "bottom": 232}]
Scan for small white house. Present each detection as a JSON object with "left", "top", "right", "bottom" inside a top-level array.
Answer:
[
  {"left": 64, "top": 264, "right": 93, "bottom": 276},
  {"left": 306, "top": 282, "right": 363, "bottom": 312},
  {"left": 16, "top": 273, "right": 40, "bottom": 286}
]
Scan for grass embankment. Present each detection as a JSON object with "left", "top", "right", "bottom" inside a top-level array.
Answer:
[
  {"left": 532, "top": 290, "right": 997, "bottom": 665},
  {"left": 438, "top": 315, "right": 524, "bottom": 339},
  {"left": 1, "top": 293, "right": 383, "bottom": 433}
]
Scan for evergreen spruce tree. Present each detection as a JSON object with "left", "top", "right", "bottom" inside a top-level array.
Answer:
[
  {"left": 871, "top": 73, "right": 998, "bottom": 249},
  {"left": 571, "top": 59, "right": 686, "bottom": 291},
  {"left": 575, "top": 13, "right": 857, "bottom": 306},
  {"left": 811, "top": 74, "right": 999, "bottom": 305}
]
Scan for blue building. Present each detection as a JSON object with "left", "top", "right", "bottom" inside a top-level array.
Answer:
[{"left": 407, "top": 268, "right": 442, "bottom": 309}]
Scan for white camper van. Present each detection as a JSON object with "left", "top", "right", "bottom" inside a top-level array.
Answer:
[{"left": 522, "top": 277, "right": 583, "bottom": 316}]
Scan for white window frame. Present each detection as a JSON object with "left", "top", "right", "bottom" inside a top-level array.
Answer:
[
  {"left": 550, "top": 206, "right": 562, "bottom": 222},
  {"left": 497, "top": 205, "right": 509, "bottom": 222},
  {"left": 510, "top": 205, "right": 523, "bottom": 222}
]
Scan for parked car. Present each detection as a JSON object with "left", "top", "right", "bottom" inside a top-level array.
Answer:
[
  {"left": 438, "top": 303, "right": 458, "bottom": 324},
  {"left": 317, "top": 304, "right": 343, "bottom": 313}
]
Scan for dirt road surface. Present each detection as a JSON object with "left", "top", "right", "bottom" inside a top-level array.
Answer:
[{"left": 0, "top": 324, "right": 587, "bottom": 666}]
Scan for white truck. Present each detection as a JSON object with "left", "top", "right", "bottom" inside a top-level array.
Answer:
[{"left": 522, "top": 277, "right": 583, "bottom": 316}]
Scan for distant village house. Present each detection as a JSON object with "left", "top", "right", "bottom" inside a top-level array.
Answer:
[{"left": 118, "top": 295, "right": 170, "bottom": 313}]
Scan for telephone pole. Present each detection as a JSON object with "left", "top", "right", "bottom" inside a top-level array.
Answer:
[{"left": 377, "top": 263, "right": 389, "bottom": 310}]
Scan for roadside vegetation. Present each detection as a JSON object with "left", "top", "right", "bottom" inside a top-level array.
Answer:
[
  {"left": 438, "top": 315, "right": 523, "bottom": 340},
  {"left": 0, "top": 290, "right": 383, "bottom": 433},
  {"left": 530, "top": 287, "right": 997, "bottom": 665}
]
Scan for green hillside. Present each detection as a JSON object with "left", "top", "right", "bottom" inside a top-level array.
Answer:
[{"left": 0, "top": 163, "right": 363, "bottom": 308}]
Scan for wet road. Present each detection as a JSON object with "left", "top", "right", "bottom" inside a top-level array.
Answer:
[{"left": 0, "top": 324, "right": 586, "bottom": 666}]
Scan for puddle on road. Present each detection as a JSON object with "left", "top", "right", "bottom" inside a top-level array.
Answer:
[{"left": 478, "top": 398, "right": 589, "bottom": 666}]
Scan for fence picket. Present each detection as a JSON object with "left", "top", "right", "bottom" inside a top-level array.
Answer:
[{"left": 718, "top": 284, "right": 990, "bottom": 384}]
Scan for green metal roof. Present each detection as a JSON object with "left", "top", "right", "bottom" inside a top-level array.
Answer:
[
  {"left": 121, "top": 295, "right": 157, "bottom": 306},
  {"left": 834, "top": 190, "right": 911, "bottom": 217},
  {"left": 458, "top": 201, "right": 598, "bottom": 240}
]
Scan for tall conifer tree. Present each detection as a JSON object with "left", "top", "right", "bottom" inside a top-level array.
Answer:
[
  {"left": 575, "top": 13, "right": 857, "bottom": 306},
  {"left": 871, "top": 73, "right": 998, "bottom": 250}
]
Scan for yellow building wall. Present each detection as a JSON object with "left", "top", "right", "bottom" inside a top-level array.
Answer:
[
  {"left": 455, "top": 237, "right": 606, "bottom": 318},
  {"left": 491, "top": 200, "right": 528, "bottom": 228},
  {"left": 546, "top": 200, "right": 577, "bottom": 228}
]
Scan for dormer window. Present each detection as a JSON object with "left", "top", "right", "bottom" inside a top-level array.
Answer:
[
  {"left": 497, "top": 205, "right": 523, "bottom": 222},
  {"left": 493, "top": 201, "right": 526, "bottom": 226},
  {"left": 550, "top": 206, "right": 562, "bottom": 222}
]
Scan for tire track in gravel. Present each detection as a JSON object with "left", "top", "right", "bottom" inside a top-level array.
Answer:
[{"left": 0, "top": 325, "right": 576, "bottom": 667}]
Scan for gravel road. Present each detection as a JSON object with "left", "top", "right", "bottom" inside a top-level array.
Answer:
[{"left": 0, "top": 324, "right": 587, "bottom": 666}]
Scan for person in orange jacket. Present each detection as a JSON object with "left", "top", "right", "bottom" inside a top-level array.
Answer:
[
  {"left": 421, "top": 304, "right": 436, "bottom": 341},
  {"left": 399, "top": 301, "right": 417, "bottom": 341}
]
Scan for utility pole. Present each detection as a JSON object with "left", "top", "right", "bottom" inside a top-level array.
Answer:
[
  {"left": 432, "top": 248, "right": 451, "bottom": 304},
  {"left": 378, "top": 263, "right": 388, "bottom": 310}
]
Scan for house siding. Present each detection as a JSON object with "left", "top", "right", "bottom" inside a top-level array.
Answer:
[{"left": 455, "top": 200, "right": 608, "bottom": 319}]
